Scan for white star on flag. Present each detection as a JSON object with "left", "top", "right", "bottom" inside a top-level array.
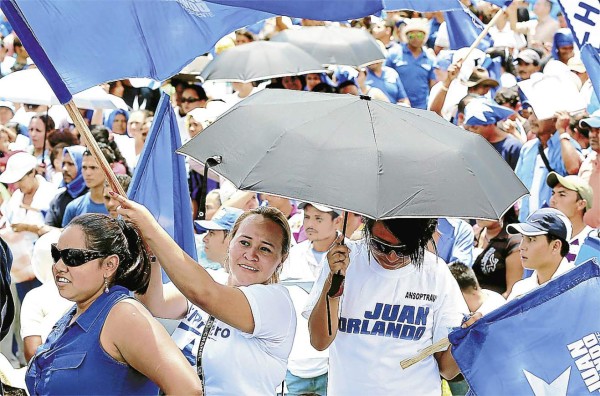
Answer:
[
  {"left": 465, "top": 101, "right": 493, "bottom": 122},
  {"left": 524, "top": 367, "right": 571, "bottom": 396}
]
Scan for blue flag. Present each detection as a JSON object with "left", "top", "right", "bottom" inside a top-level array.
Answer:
[
  {"left": 450, "top": 259, "right": 600, "bottom": 395},
  {"left": 0, "top": 0, "right": 271, "bottom": 103},
  {"left": 128, "top": 92, "right": 197, "bottom": 282},
  {"left": 557, "top": 0, "right": 600, "bottom": 104},
  {"left": 444, "top": 6, "right": 493, "bottom": 51}
]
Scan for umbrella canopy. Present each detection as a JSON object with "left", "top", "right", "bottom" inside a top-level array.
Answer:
[
  {"left": 270, "top": 26, "right": 386, "bottom": 67},
  {"left": 199, "top": 41, "right": 327, "bottom": 83},
  {"left": 0, "top": 69, "right": 128, "bottom": 109},
  {"left": 178, "top": 90, "right": 528, "bottom": 221}
]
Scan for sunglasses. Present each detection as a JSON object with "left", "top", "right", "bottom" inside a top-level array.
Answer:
[
  {"left": 407, "top": 32, "right": 425, "bottom": 39},
  {"left": 51, "top": 244, "right": 107, "bottom": 267},
  {"left": 369, "top": 238, "right": 406, "bottom": 256},
  {"left": 181, "top": 97, "right": 202, "bottom": 103}
]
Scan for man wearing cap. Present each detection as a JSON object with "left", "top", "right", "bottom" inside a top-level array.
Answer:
[
  {"left": 464, "top": 98, "right": 523, "bottom": 169},
  {"left": 281, "top": 203, "right": 342, "bottom": 396},
  {"left": 196, "top": 206, "right": 243, "bottom": 283},
  {"left": 386, "top": 18, "right": 436, "bottom": 109},
  {"left": 514, "top": 49, "right": 541, "bottom": 81},
  {"left": 0, "top": 153, "right": 57, "bottom": 299},
  {"left": 506, "top": 208, "right": 574, "bottom": 301},
  {"left": 578, "top": 111, "right": 600, "bottom": 227},
  {"left": 547, "top": 172, "right": 595, "bottom": 264}
]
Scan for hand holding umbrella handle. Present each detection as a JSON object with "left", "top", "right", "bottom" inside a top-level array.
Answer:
[{"left": 325, "top": 212, "right": 348, "bottom": 335}]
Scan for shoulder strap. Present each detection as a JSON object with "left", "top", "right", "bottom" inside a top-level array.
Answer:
[
  {"left": 196, "top": 315, "right": 216, "bottom": 395},
  {"left": 537, "top": 142, "right": 554, "bottom": 173}
]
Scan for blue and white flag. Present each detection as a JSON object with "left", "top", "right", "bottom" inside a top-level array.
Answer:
[
  {"left": 128, "top": 92, "right": 197, "bottom": 282},
  {"left": 450, "top": 259, "right": 600, "bottom": 395},
  {"left": 557, "top": 0, "right": 600, "bottom": 103},
  {"left": 0, "top": 0, "right": 271, "bottom": 103},
  {"left": 444, "top": 6, "right": 493, "bottom": 51},
  {"left": 463, "top": 98, "right": 514, "bottom": 126}
]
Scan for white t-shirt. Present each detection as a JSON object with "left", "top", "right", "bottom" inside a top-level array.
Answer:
[
  {"left": 285, "top": 285, "right": 328, "bottom": 378},
  {"left": 281, "top": 240, "right": 324, "bottom": 282},
  {"left": 304, "top": 241, "right": 468, "bottom": 396},
  {"left": 507, "top": 258, "right": 574, "bottom": 301},
  {"left": 171, "top": 284, "right": 296, "bottom": 395},
  {"left": 477, "top": 289, "right": 506, "bottom": 316},
  {"left": 20, "top": 283, "right": 74, "bottom": 342}
]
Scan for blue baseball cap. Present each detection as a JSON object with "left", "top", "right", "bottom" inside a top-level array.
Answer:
[
  {"left": 507, "top": 208, "right": 572, "bottom": 241},
  {"left": 196, "top": 206, "right": 244, "bottom": 232},
  {"left": 580, "top": 110, "right": 600, "bottom": 129}
]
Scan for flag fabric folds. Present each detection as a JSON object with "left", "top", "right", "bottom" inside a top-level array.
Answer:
[
  {"left": 128, "top": 92, "right": 197, "bottom": 282},
  {"left": 444, "top": 6, "right": 493, "bottom": 51},
  {"left": 0, "top": 0, "right": 272, "bottom": 103},
  {"left": 557, "top": 0, "right": 600, "bottom": 102},
  {"left": 449, "top": 259, "right": 600, "bottom": 395}
]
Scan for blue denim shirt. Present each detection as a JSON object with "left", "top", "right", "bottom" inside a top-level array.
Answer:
[
  {"left": 26, "top": 286, "right": 158, "bottom": 395},
  {"left": 385, "top": 43, "right": 436, "bottom": 109},
  {"left": 515, "top": 132, "right": 581, "bottom": 221}
]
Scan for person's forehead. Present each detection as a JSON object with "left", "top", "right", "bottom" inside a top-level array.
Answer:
[
  {"left": 237, "top": 215, "right": 283, "bottom": 245},
  {"left": 58, "top": 225, "right": 87, "bottom": 249},
  {"left": 372, "top": 221, "right": 400, "bottom": 244},
  {"left": 182, "top": 88, "right": 199, "bottom": 97},
  {"left": 82, "top": 155, "right": 99, "bottom": 166},
  {"left": 63, "top": 153, "right": 75, "bottom": 164}
]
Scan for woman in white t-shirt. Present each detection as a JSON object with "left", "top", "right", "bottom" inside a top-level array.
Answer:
[{"left": 113, "top": 197, "right": 296, "bottom": 396}]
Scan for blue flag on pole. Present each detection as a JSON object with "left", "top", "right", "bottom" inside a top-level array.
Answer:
[
  {"left": 449, "top": 259, "right": 600, "bottom": 395},
  {"left": 0, "top": 0, "right": 272, "bottom": 103},
  {"left": 444, "top": 6, "right": 493, "bottom": 51},
  {"left": 557, "top": 0, "right": 600, "bottom": 105},
  {"left": 128, "top": 92, "right": 197, "bottom": 282}
]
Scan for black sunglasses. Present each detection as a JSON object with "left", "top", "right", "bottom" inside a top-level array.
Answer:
[
  {"left": 181, "top": 97, "right": 202, "bottom": 103},
  {"left": 369, "top": 238, "right": 406, "bottom": 256},
  {"left": 51, "top": 243, "right": 107, "bottom": 267}
]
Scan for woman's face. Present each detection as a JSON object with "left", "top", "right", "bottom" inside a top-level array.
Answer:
[
  {"left": 28, "top": 118, "right": 46, "bottom": 150},
  {"left": 111, "top": 113, "right": 127, "bottom": 135},
  {"left": 52, "top": 225, "right": 111, "bottom": 305},
  {"left": 227, "top": 215, "right": 285, "bottom": 287},
  {"left": 305, "top": 74, "right": 321, "bottom": 91},
  {"left": 187, "top": 116, "right": 204, "bottom": 138}
]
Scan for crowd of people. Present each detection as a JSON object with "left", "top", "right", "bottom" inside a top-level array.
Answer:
[{"left": 0, "top": 0, "right": 599, "bottom": 394}]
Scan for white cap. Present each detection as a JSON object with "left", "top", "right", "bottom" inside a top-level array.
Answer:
[{"left": 0, "top": 152, "right": 37, "bottom": 184}]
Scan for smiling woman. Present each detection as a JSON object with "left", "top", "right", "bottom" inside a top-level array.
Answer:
[
  {"left": 112, "top": 194, "right": 297, "bottom": 395},
  {"left": 25, "top": 214, "right": 202, "bottom": 395}
]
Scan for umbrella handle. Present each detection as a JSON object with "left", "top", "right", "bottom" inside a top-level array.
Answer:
[
  {"left": 325, "top": 212, "right": 348, "bottom": 335},
  {"left": 197, "top": 156, "right": 222, "bottom": 220}
]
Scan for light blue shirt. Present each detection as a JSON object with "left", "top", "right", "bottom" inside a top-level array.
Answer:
[
  {"left": 365, "top": 66, "right": 407, "bottom": 103},
  {"left": 515, "top": 132, "right": 581, "bottom": 221},
  {"left": 436, "top": 218, "right": 475, "bottom": 267}
]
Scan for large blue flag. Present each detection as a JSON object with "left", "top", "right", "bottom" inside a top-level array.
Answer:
[
  {"left": 557, "top": 0, "right": 600, "bottom": 104},
  {"left": 128, "top": 92, "right": 197, "bottom": 282},
  {"left": 444, "top": 6, "right": 493, "bottom": 51},
  {"left": 450, "top": 259, "right": 600, "bottom": 395},
  {"left": 0, "top": 0, "right": 271, "bottom": 103}
]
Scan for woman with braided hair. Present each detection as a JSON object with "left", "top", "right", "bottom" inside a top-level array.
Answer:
[{"left": 25, "top": 213, "right": 201, "bottom": 395}]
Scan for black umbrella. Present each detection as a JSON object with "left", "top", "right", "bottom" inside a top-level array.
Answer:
[
  {"left": 270, "top": 26, "right": 386, "bottom": 67},
  {"left": 199, "top": 41, "right": 327, "bottom": 83}
]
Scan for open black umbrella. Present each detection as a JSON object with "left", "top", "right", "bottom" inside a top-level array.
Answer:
[
  {"left": 199, "top": 41, "right": 327, "bottom": 83},
  {"left": 270, "top": 26, "right": 386, "bottom": 67},
  {"left": 178, "top": 89, "right": 527, "bottom": 222}
]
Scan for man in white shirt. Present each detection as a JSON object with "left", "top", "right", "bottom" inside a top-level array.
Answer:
[
  {"left": 547, "top": 172, "right": 595, "bottom": 264},
  {"left": 506, "top": 208, "right": 574, "bottom": 301}
]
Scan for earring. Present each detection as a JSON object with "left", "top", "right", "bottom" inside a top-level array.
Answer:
[{"left": 104, "top": 276, "right": 109, "bottom": 293}]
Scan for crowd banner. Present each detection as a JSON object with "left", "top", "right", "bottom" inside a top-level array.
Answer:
[
  {"left": 128, "top": 92, "right": 198, "bottom": 283},
  {"left": 450, "top": 259, "right": 600, "bottom": 395}
]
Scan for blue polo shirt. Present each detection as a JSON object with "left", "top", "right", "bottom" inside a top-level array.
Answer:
[
  {"left": 365, "top": 66, "right": 407, "bottom": 104},
  {"left": 61, "top": 192, "right": 108, "bottom": 227},
  {"left": 385, "top": 43, "right": 436, "bottom": 109}
]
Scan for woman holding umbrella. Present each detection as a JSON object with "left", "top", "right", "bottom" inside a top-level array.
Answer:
[
  {"left": 307, "top": 217, "right": 471, "bottom": 395},
  {"left": 112, "top": 194, "right": 296, "bottom": 395}
]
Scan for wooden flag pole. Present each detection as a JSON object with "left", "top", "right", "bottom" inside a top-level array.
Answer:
[
  {"left": 461, "top": 8, "right": 504, "bottom": 63},
  {"left": 400, "top": 337, "right": 451, "bottom": 369},
  {"left": 64, "top": 100, "right": 126, "bottom": 196}
]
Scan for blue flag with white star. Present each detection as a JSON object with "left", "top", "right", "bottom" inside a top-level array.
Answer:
[
  {"left": 463, "top": 98, "right": 515, "bottom": 126},
  {"left": 449, "top": 259, "right": 600, "bottom": 395}
]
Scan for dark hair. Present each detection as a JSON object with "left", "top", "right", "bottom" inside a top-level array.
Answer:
[
  {"left": 47, "top": 128, "right": 79, "bottom": 148},
  {"left": 104, "top": 174, "right": 132, "bottom": 194},
  {"left": 337, "top": 80, "right": 358, "bottom": 92},
  {"left": 235, "top": 29, "right": 255, "bottom": 42},
  {"left": 50, "top": 142, "right": 69, "bottom": 167},
  {"left": 89, "top": 125, "right": 129, "bottom": 173},
  {"left": 83, "top": 142, "right": 115, "bottom": 164},
  {"left": 311, "top": 82, "right": 337, "bottom": 93},
  {"left": 449, "top": 262, "right": 480, "bottom": 291},
  {"left": 571, "top": 113, "right": 590, "bottom": 138},
  {"left": 70, "top": 214, "right": 151, "bottom": 294},
  {"left": 229, "top": 206, "right": 291, "bottom": 284},
  {"left": 182, "top": 84, "right": 208, "bottom": 102},
  {"left": 29, "top": 114, "right": 55, "bottom": 132},
  {"left": 457, "top": 94, "right": 479, "bottom": 115},
  {"left": 494, "top": 87, "right": 520, "bottom": 108},
  {"left": 363, "top": 217, "right": 437, "bottom": 269},
  {"left": 546, "top": 234, "right": 570, "bottom": 257}
]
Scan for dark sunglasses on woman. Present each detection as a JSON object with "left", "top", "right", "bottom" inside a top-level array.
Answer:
[
  {"left": 369, "top": 238, "right": 406, "bottom": 256},
  {"left": 51, "top": 244, "right": 107, "bottom": 267}
]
